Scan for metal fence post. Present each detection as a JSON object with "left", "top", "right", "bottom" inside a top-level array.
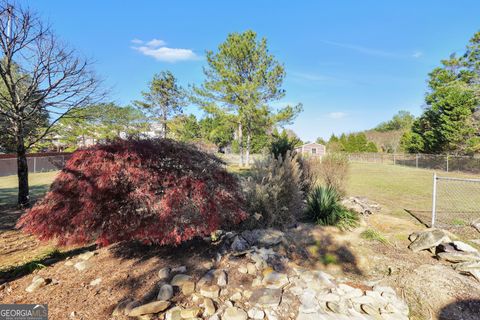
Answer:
[
  {"left": 446, "top": 154, "right": 449, "bottom": 172},
  {"left": 416, "top": 154, "right": 419, "bottom": 169},
  {"left": 393, "top": 154, "right": 396, "bottom": 166},
  {"left": 432, "top": 172, "right": 437, "bottom": 227},
  {"left": 33, "top": 157, "right": 36, "bottom": 173}
]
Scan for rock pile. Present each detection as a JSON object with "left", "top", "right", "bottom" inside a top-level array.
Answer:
[
  {"left": 408, "top": 228, "right": 480, "bottom": 280},
  {"left": 107, "top": 228, "right": 409, "bottom": 320},
  {"left": 341, "top": 197, "right": 381, "bottom": 216}
]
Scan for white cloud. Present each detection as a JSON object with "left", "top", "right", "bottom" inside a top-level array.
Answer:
[
  {"left": 412, "top": 51, "right": 423, "bottom": 58},
  {"left": 146, "top": 38, "right": 166, "bottom": 47},
  {"left": 131, "top": 38, "right": 143, "bottom": 44},
  {"left": 327, "top": 112, "right": 348, "bottom": 119},
  {"left": 131, "top": 38, "right": 198, "bottom": 63}
]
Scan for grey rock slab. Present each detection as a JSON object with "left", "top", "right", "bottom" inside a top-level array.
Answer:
[
  {"left": 222, "top": 307, "right": 247, "bottom": 320},
  {"left": 437, "top": 251, "right": 480, "bottom": 263},
  {"left": 262, "top": 271, "right": 289, "bottom": 289},
  {"left": 158, "top": 267, "right": 171, "bottom": 280},
  {"left": 231, "top": 236, "right": 250, "bottom": 252},
  {"left": 216, "top": 270, "right": 228, "bottom": 286},
  {"left": 128, "top": 301, "right": 170, "bottom": 317},
  {"left": 78, "top": 251, "right": 95, "bottom": 261},
  {"left": 170, "top": 274, "right": 192, "bottom": 286},
  {"left": 25, "top": 277, "right": 47, "bottom": 293},
  {"left": 247, "top": 308, "right": 265, "bottom": 319},
  {"left": 249, "top": 288, "right": 282, "bottom": 307},
  {"left": 157, "top": 284, "right": 174, "bottom": 300},
  {"left": 452, "top": 241, "right": 478, "bottom": 253},
  {"left": 74, "top": 261, "right": 89, "bottom": 271},
  {"left": 408, "top": 229, "right": 451, "bottom": 252}
]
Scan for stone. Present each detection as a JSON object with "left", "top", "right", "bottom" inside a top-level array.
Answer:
[
  {"left": 200, "top": 285, "right": 220, "bottom": 298},
  {"left": 78, "top": 251, "right": 95, "bottom": 261},
  {"left": 216, "top": 270, "right": 228, "bottom": 286},
  {"left": 65, "top": 260, "right": 74, "bottom": 266},
  {"left": 74, "top": 261, "right": 89, "bottom": 271},
  {"left": 471, "top": 218, "right": 480, "bottom": 232},
  {"left": 26, "top": 277, "right": 47, "bottom": 293},
  {"left": 408, "top": 229, "right": 450, "bottom": 252},
  {"left": 452, "top": 241, "right": 478, "bottom": 253},
  {"left": 252, "top": 277, "right": 262, "bottom": 287},
  {"left": 171, "top": 274, "right": 193, "bottom": 286},
  {"left": 202, "top": 298, "right": 216, "bottom": 316},
  {"left": 124, "top": 301, "right": 141, "bottom": 315},
  {"left": 238, "top": 265, "right": 248, "bottom": 274},
  {"left": 247, "top": 263, "right": 257, "bottom": 275},
  {"left": 180, "top": 307, "right": 202, "bottom": 318},
  {"left": 350, "top": 295, "right": 376, "bottom": 305},
  {"left": 243, "top": 229, "right": 285, "bottom": 247},
  {"left": 326, "top": 301, "right": 348, "bottom": 314},
  {"left": 343, "top": 288, "right": 363, "bottom": 299},
  {"left": 158, "top": 267, "right": 171, "bottom": 280},
  {"left": 264, "top": 309, "right": 279, "bottom": 320},
  {"left": 317, "top": 293, "right": 340, "bottom": 302},
  {"left": 299, "top": 289, "right": 319, "bottom": 313},
  {"left": 454, "top": 261, "right": 480, "bottom": 280},
  {"left": 128, "top": 301, "right": 170, "bottom": 317},
  {"left": 198, "top": 271, "right": 215, "bottom": 287},
  {"left": 222, "top": 307, "right": 247, "bottom": 320},
  {"left": 360, "top": 304, "right": 381, "bottom": 316},
  {"left": 182, "top": 281, "right": 196, "bottom": 295},
  {"left": 158, "top": 284, "right": 174, "bottom": 300},
  {"left": 249, "top": 288, "right": 282, "bottom": 307},
  {"left": 373, "top": 285, "right": 396, "bottom": 296},
  {"left": 230, "top": 292, "right": 242, "bottom": 301},
  {"left": 172, "top": 266, "right": 187, "bottom": 273},
  {"left": 262, "top": 270, "right": 289, "bottom": 289},
  {"left": 165, "top": 307, "right": 183, "bottom": 320},
  {"left": 231, "top": 236, "right": 250, "bottom": 252},
  {"left": 437, "top": 251, "right": 480, "bottom": 263},
  {"left": 247, "top": 308, "right": 265, "bottom": 319},
  {"left": 89, "top": 278, "right": 102, "bottom": 286},
  {"left": 112, "top": 299, "right": 133, "bottom": 317}
]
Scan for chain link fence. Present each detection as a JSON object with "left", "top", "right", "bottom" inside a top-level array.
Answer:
[
  {"left": 348, "top": 152, "right": 480, "bottom": 174},
  {"left": 0, "top": 153, "right": 71, "bottom": 177},
  {"left": 431, "top": 174, "right": 480, "bottom": 230}
]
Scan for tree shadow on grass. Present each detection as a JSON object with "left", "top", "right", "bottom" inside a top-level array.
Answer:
[{"left": 438, "top": 299, "right": 480, "bottom": 320}]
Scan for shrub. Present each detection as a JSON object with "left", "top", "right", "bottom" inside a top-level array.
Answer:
[
  {"left": 269, "top": 130, "right": 301, "bottom": 160},
  {"left": 17, "top": 139, "right": 247, "bottom": 246},
  {"left": 360, "top": 228, "right": 388, "bottom": 244},
  {"left": 306, "top": 185, "right": 358, "bottom": 230},
  {"left": 318, "top": 153, "right": 349, "bottom": 195},
  {"left": 243, "top": 151, "right": 304, "bottom": 228}
]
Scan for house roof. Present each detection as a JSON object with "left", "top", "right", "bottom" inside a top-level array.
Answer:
[{"left": 296, "top": 142, "right": 326, "bottom": 148}]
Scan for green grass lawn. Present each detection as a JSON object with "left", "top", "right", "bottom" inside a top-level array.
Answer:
[
  {"left": 347, "top": 162, "right": 480, "bottom": 225},
  {"left": 0, "top": 171, "right": 59, "bottom": 206}
]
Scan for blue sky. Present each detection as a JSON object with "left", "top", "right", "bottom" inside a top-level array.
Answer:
[{"left": 26, "top": 0, "right": 480, "bottom": 141}]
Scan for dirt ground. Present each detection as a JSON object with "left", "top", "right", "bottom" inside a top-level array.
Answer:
[{"left": 1, "top": 209, "right": 480, "bottom": 319}]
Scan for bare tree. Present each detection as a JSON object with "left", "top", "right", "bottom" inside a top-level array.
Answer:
[{"left": 0, "top": 2, "right": 103, "bottom": 207}]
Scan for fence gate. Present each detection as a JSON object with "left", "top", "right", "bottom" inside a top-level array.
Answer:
[{"left": 431, "top": 173, "right": 480, "bottom": 228}]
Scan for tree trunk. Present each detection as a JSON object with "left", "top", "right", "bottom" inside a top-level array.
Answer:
[
  {"left": 238, "top": 122, "right": 244, "bottom": 167},
  {"left": 246, "top": 130, "right": 251, "bottom": 166},
  {"left": 16, "top": 126, "right": 30, "bottom": 207},
  {"left": 162, "top": 111, "right": 168, "bottom": 139}
]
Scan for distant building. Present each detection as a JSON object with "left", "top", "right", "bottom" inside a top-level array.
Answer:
[{"left": 295, "top": 142, "right": 326, "bottom": 158}]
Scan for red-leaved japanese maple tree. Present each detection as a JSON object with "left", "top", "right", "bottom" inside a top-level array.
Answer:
[{"left": 17, "top": 139, "right": 247, "bottom": 246}]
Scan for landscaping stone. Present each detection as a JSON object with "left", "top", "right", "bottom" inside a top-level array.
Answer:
[
  {"left": 158, "top": 267, "right": 171, "bottom": 280},
  {"left": 249, "top": 288, "right": 282, "bottom": 307},
  {"left": 262, "top": 270, "right": 289, "bottom": 289},
  {"left": 471, "top": 218, "right": 480, "bottom": 233},
  {"left": 230, "top": 291, "right": 242, "bottom": 301},
  {"left": 222, "top": 307, "right": 247, "bottom": 320},
  {"left": 200, "top": 284, "right": 220, "bottom": 298},
  {"left": 172, "top": 266, "right": 187, "bottom": 273},
  {"left": 247, "top": 308, "right": 265, "bottom": 319},
  {"left": 78, "top": 251, "right": 95, "bottom": 261},
  {"left": 247, "top": 262, "right": 257, "bottom": 275},
  {"left": 264, "top": 309, "right": 279, "bottom": 320},
  {"left": 454, "top": 261, "right": 480, "bottom": 280},
  {"left": 408, "top": 229, "right": 451, "bottom": 252},
  {"left": 216, "top": 270, "right": 228, "bottom": 286},
  {"left": 238, "top": 265, "right": 248, "bottom": 274},
  {"left": 452, "top": 241, "right": 478, "bottom": 253},
  {"left": 231, "top": 236, "right": 250, "bottom": 252},
  {"left": 158, "top": 284, "right": 174, "bottom": 300},
  {"left": 202, "top": 298, "right": 216, "bottom": 316},
  {"left": 182, "top": 280, "right": 195, "bottom": 295},
  {"left": 437, "top": 251, "right": 480, "bottom": 263},
  {"left": 171, "top": 274, "right": 193, "bottom": 286},
  {"left": 198, "top": 271, "right": 215, "bottom": 287},
  {"left": 26, "top": 277, "right": 47, "bottom": 293},
  {"left": 124, "top": 301, "right": 141, "bottom": 315},
  {"left": 299, "top": 288, "right": 319, "bottom": 313},
  {"left": 180, "top": 307, "right": 202, "bottom": 318},
  {"left": 360, "top": 303, "right": 381, "bottom": 316},
  {"left": 128, "top": 301, "right": 170, "bottom": 317},
  {"left": 74, "top": 261, "right": 89, "bottom": 271},
  {"left": 165, "top": 307, "right": 183, "bottom": 320},
  {"left": 89, "top": 278, "right": 102, "bottom": 286},
  {"left": 112, "top": 299, "right": 133, "bottom": 317}
]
